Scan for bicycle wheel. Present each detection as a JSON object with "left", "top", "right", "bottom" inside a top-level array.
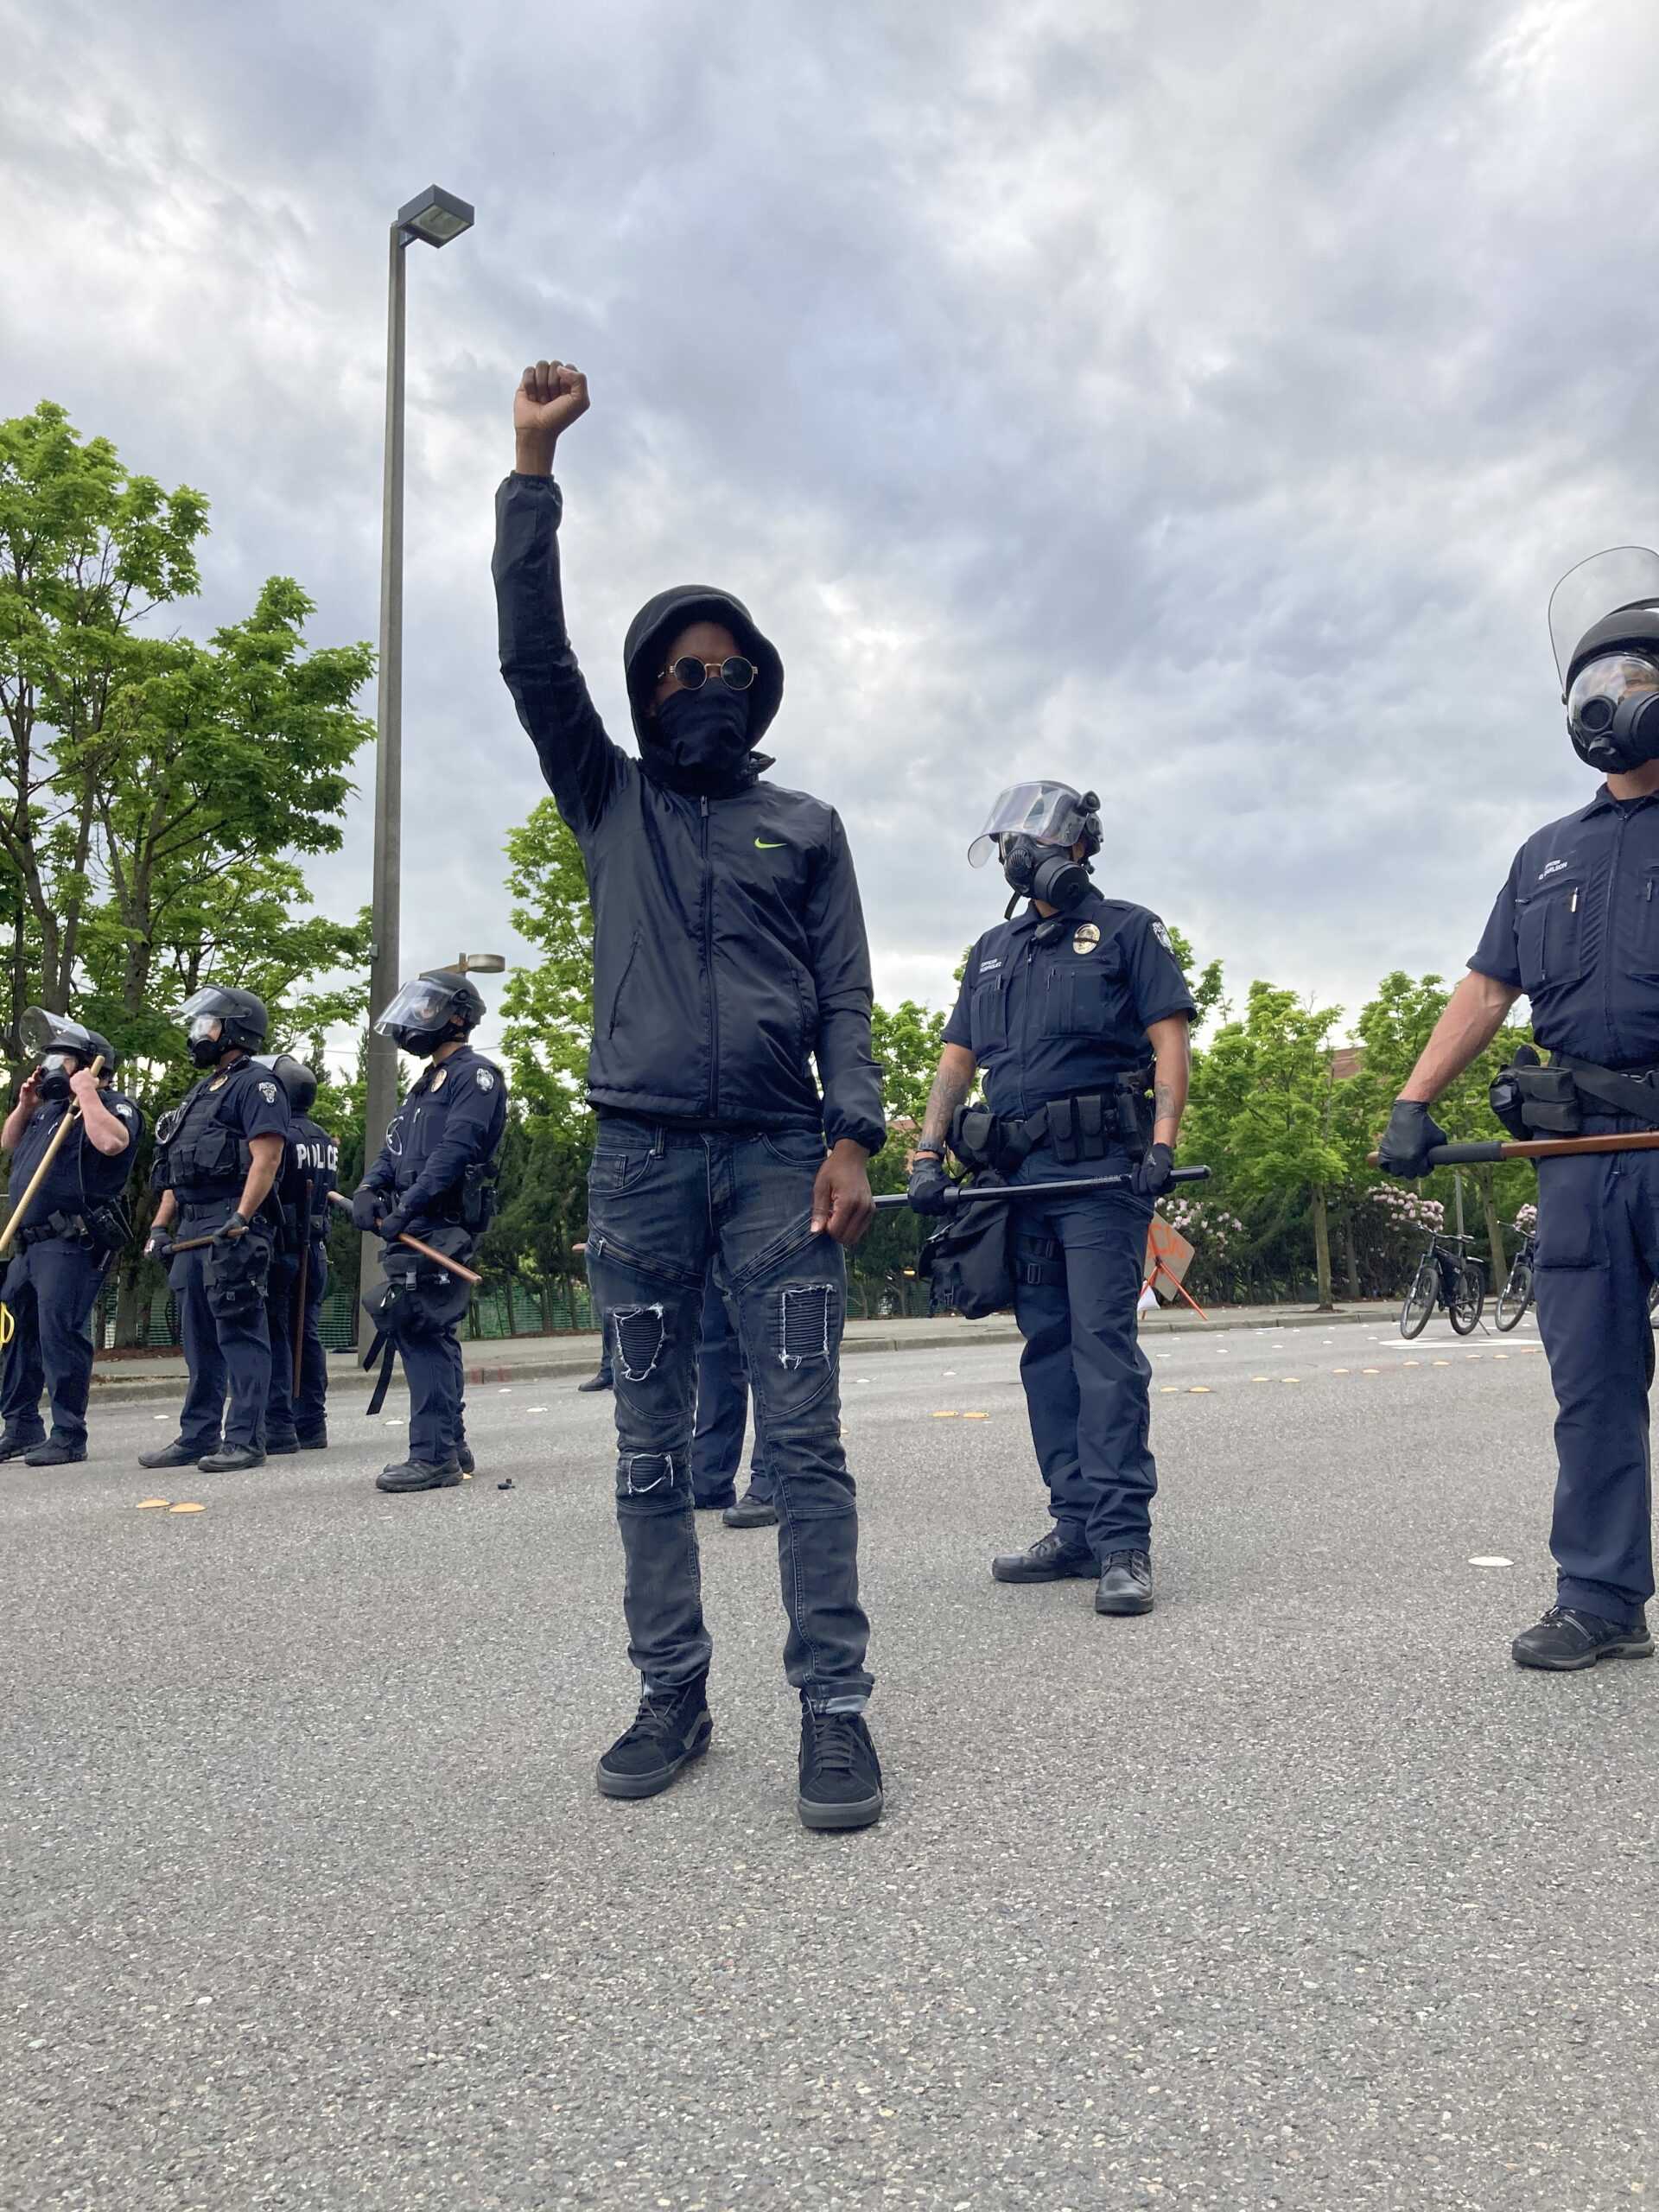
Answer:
[
  {"left": 1401, "top": 1257, "right": 1438, "bottom": 1339},
  {"left": 1494, "top": 1256, "right": 1533, "bottom": 1332},
  {"left": 1448, "top": 1261, "right": 1485, "bottom": 1335}
]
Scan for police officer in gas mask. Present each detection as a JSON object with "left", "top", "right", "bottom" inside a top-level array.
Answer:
[
  {"left": 1378, "top": 549, "right": 1659, "bottom": 1673},
  {"left": 352, "top": 970, "right": 505, "bottom": 1493},
  {"left": 910, "top": 782, "right": 1196, "bottom": 1615},
  {"left": 1, "top": 1017, "right": 143, "bottom": 1466},
  {"left": 140, "top": 988, "right": 290, "bottom": 1472},
  {"left": 253, "top": 1055, "right": 338, "bottom": 1454}
]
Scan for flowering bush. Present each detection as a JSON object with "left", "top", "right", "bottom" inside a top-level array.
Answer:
[
  {"left": 1160, "top": 1196, "right": 1247, "bottom": 1247},
  {"left": 1367, "top": 1185, "right": 1444, "bottom": 1233},
  {"left": 1513, "top": 1202, "right": 1537, "bottom": 1236}
]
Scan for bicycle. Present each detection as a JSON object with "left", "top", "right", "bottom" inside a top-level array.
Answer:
[
  {"left": 1400, "top": 1230, "right": 1486, "bottom": 1339},
  {"left": 1495, "top": 1234, "right": 1536, "bottom": 1332}
]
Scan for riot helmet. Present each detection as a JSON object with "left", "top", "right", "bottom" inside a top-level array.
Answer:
[
  {"left": 967, "top": 780, "right": 1103, "bottom": 915},
  {"left": 175, "top": 984, "right": 269, "bottom": 1068},
  {"left": 1549, "top": 548, "right": 1659, "bottom": 772},
  {"left": 252, "top": 1053, "right": 319, "bottom": 1116},
  {"left": 372, "top": 969, "right": 486, "bottom": 1058},
  {"left": 18, "top": 1007, "right": 113, "bottom": 1099}
]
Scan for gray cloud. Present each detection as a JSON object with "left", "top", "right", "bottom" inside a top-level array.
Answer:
[{"left": 5, "top": 0, "right": 1658, "bottom": 1069}]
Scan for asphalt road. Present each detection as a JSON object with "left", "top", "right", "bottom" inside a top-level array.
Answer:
[{"left": 3, "top": 1313, "right": 1655, "bottom": 2211}]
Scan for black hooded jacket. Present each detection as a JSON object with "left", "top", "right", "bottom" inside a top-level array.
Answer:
[{"left": 493, "top": 473, "right": 885, "bottom": 1154}]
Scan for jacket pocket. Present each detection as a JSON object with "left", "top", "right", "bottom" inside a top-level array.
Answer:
[
  {"left": 606, "top": 931, "right": 642, "bottom": 1039},
  {"left": 1046, "top": 944, "right": 1127, "bottom": 1037},
  {"left": 969, "top": 976, "right": 1008, "bottom": 1055}
]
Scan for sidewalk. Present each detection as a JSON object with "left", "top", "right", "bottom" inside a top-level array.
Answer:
[{"left": 86, "top": 1299, "right": 1399, "bottom": 1406}]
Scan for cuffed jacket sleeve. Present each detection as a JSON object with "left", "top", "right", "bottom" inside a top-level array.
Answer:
[
  {"left": 493, "top": 474, "right": 626, "bottom": 838},
  {"left": 804, "top": 810, "right": 887, "bottom": 1156}
]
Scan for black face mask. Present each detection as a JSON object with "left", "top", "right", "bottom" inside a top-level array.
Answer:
[
  {"left": 1000, "top": 835, "right": 1091, "bottom": 915},
  {"left": 188, "top": 1035, "right": 226, "bottom": 1071},
  {"left": 388, "top": 1023, "right": 460, "bottom": 1060},
  {"left": 38, "top": 1053, "right": 76, "bottom": 1103},
  {"left": 653, "top": 683, "right": 752, "bottom": 783}
]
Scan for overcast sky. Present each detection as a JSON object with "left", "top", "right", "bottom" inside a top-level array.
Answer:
[{"left": 6, "top": 0, "right": 1658, "bottom": 1065}]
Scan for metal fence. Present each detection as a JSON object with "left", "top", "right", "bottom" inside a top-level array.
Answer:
[{"left": 93, "top": 1274, "right": 605, "bottom": 1354}]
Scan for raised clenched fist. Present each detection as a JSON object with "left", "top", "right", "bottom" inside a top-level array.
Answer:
[{"left": 515, "top": 359, "right": 590, "bottom": 461}]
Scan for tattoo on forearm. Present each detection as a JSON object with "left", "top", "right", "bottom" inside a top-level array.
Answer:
[
  {"left": 921, "top": 1064, "right": 973, "bottom": 1150},
  {"left": 1154, "top": 1080, "right": 1181, "bottom": 1137}
]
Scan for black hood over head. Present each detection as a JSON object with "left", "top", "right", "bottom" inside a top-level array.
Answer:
[{"left": 622, "top": 586, "right": 785, "bottom": 748}]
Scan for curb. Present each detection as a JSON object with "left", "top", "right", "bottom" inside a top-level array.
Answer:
[{"left": 85, "top": 1305, "right": 1398, "bottom": 1408}]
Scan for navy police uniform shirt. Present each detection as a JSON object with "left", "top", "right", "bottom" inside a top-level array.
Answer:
[
  {"left": 165, "top": 1058, "right": 291, "bottom": 1204},
  {"left": 360, "top": 1045, "right": 506, "bottom": 1224},
  {"left": 943, "top": 889, "right": 1197, "bottom": 1120},
  {"left": 279, "top": 1115, "right": 340, "bottom": 1242},
  {"left": 1470, "top": 786, "right": 1659, "bottom": 1070},
  {"left": 5, "top": 1088, "right": 143, "bottom": 1220}
]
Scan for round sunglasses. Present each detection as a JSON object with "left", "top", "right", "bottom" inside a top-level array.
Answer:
[{"left": 657, "top": 655, "right": 757, "bottom": 693}]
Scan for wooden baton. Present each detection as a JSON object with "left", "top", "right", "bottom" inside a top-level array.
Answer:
[
  {"left": 1366, "top": 1132, "right": 1659, "bottom": 1168},
  {"left": 328, "top": 1191, "right": 483, "bottom": 1287}
]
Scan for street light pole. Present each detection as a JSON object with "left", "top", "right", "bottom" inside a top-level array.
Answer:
[
  {"left": 363, "top": 220, "right": 408, "bottom": 1306},
  {"left": 360, "top": 186, "right": 475, "bottom": 1311}
]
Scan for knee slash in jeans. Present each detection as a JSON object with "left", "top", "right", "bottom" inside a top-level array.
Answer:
[
  {"left": 619, "top": 1450, "right": 678, "bottom": 1497},
  {"left": 775, "top": 1282, "right": 834, "bottom": 1371}
]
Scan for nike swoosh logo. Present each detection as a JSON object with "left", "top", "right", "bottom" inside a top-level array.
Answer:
[{"left": 755, "top": 839, "right": 786, "bottom": 849}]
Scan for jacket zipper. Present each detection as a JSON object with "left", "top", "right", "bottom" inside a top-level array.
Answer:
[
  {"left": 702, "top": 797, "right": 720, "bottom": 1116},
  {"left": 1603, "top": 817, "right": 1624, "bottom": 1061}
]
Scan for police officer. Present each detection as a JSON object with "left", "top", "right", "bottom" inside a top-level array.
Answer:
[
  {"left": 255, "top": 1056, "right": 337, "bottom": 1453},
  {"left": 140, "top": 988, "right": 290, "bottom": 1474},
  {"left": 352, "top": 969, "right": 505, "bottom": 1494},
  {"left": 690, "top": 1270, "right": 776, "bottom": 1528},
  {"left": 0, "top": 1019, "right": 143, "bottom": 1466},
  {"left": 911, "top": 781, "right": 1196, "bottom": 1615},
  {"left": 1377, "top": 547, "right": 1659, "bottom": 1673}
]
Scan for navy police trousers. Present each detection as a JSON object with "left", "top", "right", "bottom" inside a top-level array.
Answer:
[{"left": 1, "top": 1236, "right": 105, "bottom": 1449}]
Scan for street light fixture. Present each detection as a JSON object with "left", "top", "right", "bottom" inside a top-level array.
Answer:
[
  {"left": 363, "top": 182, "right": 476, "bottom": 1312},
  {"left": 454, "top": 953, "right": 506, "bottom": 976}
]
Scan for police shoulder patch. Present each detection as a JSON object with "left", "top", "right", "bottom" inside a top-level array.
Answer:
[
  {"left": 116, "top": 1101, "right": 135, "bottom": 1120},
  {"left": 1152, "top": 919, "right": 1173, "bottom": 953},
  {"left": 258, "top": 1081, "right": 279, "bottom": 1103},
  {"left": 475, "top": 1069, "right": 495, "bottom": 1090}
]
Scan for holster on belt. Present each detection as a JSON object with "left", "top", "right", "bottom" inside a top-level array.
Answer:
[{"left": 1491, "top": 1047, "right": 1659, "bottom": 1138}]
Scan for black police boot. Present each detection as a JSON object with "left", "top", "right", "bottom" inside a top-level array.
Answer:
[
  {"left": 139, "top": 1440, "right": 213, "bottom": 1471},
  {"left": 695, "top": 1484, "right": 738, "bottom": 1512},
  {"left": 296, "top": 1429, "right": 328, "bottom": 1451},
  {"left": 265, "top": 1428, "right": 301, "bottom": 1456},
  {"left": 723, "top": 1485, "right": 779, "bottom": 1529},
  {"left": 991, "top": 1529, "right": 1098, "bottom": 1584},
  {"left": 798, "top": 1704, "right": 884, "bottom": 1832},
  {"left": 24, "top": 1438, "right": 86, "bottom": 1467},
  {"left": 1096, "top": 1549, "right": 1154, "bottom": 1616},
  {"left": 1512, "top": 1605, "right": 1655, "bottom": 1672},
  {"left": 376, "top": 1455, "right": 462, "bottom": 1493},
  {"left": 199, "top": 1445, "right": 265, "bottom": 1473},
  {"left": 0, "top": 1427, "right": 46, "bottom": 1463},
  {"left": 457, "top": 1443, "right": 475, "bottom": 1476},
  {"left": 596, "top": 1676, "right": 713, "bottom": 1800},
  {"left": 577, "top": 1372, "right": 613, "bottom": 1395}
]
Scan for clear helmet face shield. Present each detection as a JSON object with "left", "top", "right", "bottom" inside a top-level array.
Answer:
[
  {"left": 967, "top": 781, "right": 1090, "bottom": 868},
  {"left": 1548, "top": 548, "right": 1659, "bottom": 684},
  {"left": 19, "top": 1007, "right": 96, "bottom": 1059},
  {"left": 372, "top": 978, "right": 457, "bottom": 1039}
]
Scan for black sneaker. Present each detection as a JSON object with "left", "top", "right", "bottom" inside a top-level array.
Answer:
[
  {"left": 140, "top": 1440, "right": 215, "bottom": 1470},
  {"left": 798, "top": 1706, "right": 883, "bottom": 1831},
  {"left": 199, "top": 1445, "right": 264, "bottom": 1473},
  {"left": 0, "top": 1428, "right": 46, "bottom": 1464},
  {"left": 296, "top": 1429, "right": 328, "bottom": 1451},
  {"left": 24, "top": 1439, "right": 86, "bottom": 1467},
  {"left": 1512, "top": 1605, "right": 1655, "bottom": 1672},
  {"left": 991, "top": 1529, "right": 1098, "bottom": 1584},
  {"left": 265, "top": 1430, "right": 301, "bottom": 1456},
  {"left": 376, "top": 1457, "right": 462, "bottom": 1493},
  {"left": 1096, "top": 1549, "right": 1154, "bottom": 1615},
  {"left": 457, "top": 1444, "right": 475, "bottom": 1476},
  {"left": 596, "top": 1678, "right": 712, "bottom": 1800},
  {"left": 723, "top": 1485, "right": 779, "bottom": 1529}
]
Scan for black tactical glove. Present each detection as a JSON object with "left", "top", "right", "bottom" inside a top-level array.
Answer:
[
  {"left": 377, "top": 1205, "right": 412, "bottom": 1243},
  {"left": 217, "top": 1211, "right": 250, "bottom": 1242},
  {"left": 1376, "top": 1098, "right": 1449, "bottom": 1179},
  {"left": 906, "top": 1152, "right": 954, "bottom": 1216},
  {"left": 143, "top": 1229, "right": 171, "bottom": 1262},
  {"left": 350, "top": 1185, "right": 385, "bottom": 1233},
  {"left": 1132, "top": 1141, "right": 1174, "bottom": 1199}
]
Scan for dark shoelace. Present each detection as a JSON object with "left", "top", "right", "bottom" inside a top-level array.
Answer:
[
  {"left": 1101, "top": 1550, "right": 1150, "bottom": 1575},
  {"left": 804, "top": 1712, "right": 863, "bottom": 1774},
  {"left": 616, "top": 1693, "right": 695, "bottom": 1751}
]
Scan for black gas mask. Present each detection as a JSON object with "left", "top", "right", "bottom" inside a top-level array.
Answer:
[
  {"left": 1549, "top": 552, "right": 1659, "bottom": 773},
  {"left": 998, "top": 835, "right": 1092, "bottom": 916},
  {"left": 37, "top": 1052, "right": 79, "bottom": 1103},
  {"left": 187, "top": 1018, "right": 226, "bottom": 1071},
  {"left": 1566, "top": 652, "right": 1659, "bottom": 772}
]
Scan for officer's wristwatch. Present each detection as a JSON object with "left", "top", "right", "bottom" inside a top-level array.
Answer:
[{"left": 912, "top": 1147, "right": 944, "bottom": 1162}]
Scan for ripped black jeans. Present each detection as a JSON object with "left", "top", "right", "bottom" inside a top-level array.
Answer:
[{"left": 585, "top": 1119, "right": 873, "bottom": 1713}]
